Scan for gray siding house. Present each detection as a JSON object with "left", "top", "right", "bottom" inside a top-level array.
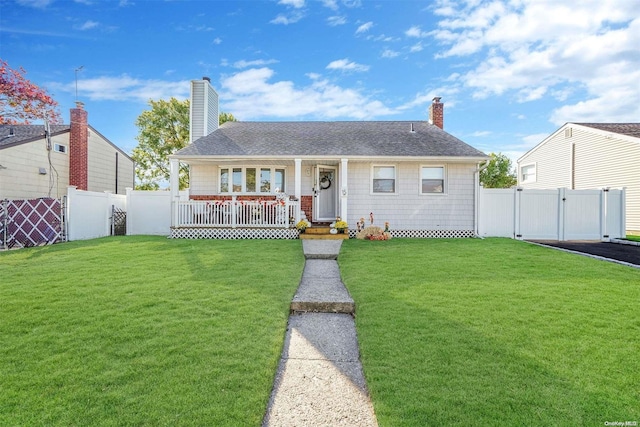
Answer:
[
  {"left": 169, "top": 78, "right": 488, "bottom": 238},
  {"left": 517, "top": 123, "right": 640, "bottom": 234}
]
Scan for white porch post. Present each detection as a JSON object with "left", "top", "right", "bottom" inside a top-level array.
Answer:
[
  {"left": 169, "top": 158, "right": 180, "bottom": 227},
  {"left": 340, "top": 158, "right": 348, "bottom": 222},
  {"left": 294, "top": 158, "right": 302, "bottom": 223}
]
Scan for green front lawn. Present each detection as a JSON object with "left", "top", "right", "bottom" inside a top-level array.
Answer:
[
  {"left": 625, "top": 235, "right": 640, "bottom": 242},
  {"left": 340, "top": 238, "right": 639, "bottom": 426},
  {"left": 0, "top": 236, "right": 304, "bottom": 426}
]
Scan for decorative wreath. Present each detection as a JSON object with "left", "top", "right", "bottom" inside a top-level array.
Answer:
[{"left": 320, "top": 175, "right": 332, "bottom": 189}]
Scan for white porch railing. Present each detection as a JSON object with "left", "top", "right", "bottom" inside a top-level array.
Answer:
[{"left": 177, "top": 196, "right": 299, "bottom": 228}]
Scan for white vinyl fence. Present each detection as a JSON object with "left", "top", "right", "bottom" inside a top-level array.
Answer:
[
  {"left": 126, "top": 189, "right": 173, "bottom": 236},
  {"left": 66, "top": 187, "right": 188, "bottom": 240},
  {"left": 479, "top": 187, "right": 625, "bottom": 240},
  {"left": 66, "top": 187, "right": 126, "bottom": 241}
]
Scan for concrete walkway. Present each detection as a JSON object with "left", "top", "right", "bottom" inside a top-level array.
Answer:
[{"left": 263, "top": 240, "right": 378, "bottom": 427}]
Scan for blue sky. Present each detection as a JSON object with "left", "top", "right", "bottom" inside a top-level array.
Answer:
[{"left": 2, "top": 0, "right": 639, "bottom": 164}]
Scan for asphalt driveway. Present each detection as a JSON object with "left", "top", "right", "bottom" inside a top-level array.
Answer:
[{"left": 529, "top": 240, "right": 640, "bottom": 267}]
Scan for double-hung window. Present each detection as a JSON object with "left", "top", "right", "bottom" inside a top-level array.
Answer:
[
  {"left": 421, "top": 166, "right": 445, "bottom": 194},
  {"left": 520, "top": 164, "right": 536, "bottom": 183},
  {"left": 372, "top": 165, "right": 396, "bottom": 194},
  {"left": 220, "top": 166, "right": 286, "bottom": 194}
]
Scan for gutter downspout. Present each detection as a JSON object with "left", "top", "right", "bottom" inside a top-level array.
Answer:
[{"left": 474, "top": 160, "right": 491, "bottom": 238}]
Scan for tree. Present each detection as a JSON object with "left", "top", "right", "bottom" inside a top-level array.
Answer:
[
  {"left": 480, "top": 152, "right": 517, "bottom": 188},
  {"left": 0, "top": 59, "right": 62, "bottom": 124},
  {"left": 132, "top": 98, "right": 237, "bottom": 190}
]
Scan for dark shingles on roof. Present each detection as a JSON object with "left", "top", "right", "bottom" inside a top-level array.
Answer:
[
  {"left": 0, "top": 124, "right": 70, "bottom": 149},
  {"left": 577, "top": 123, "right": 640, "bottom": 139},
  {"left": 176, "top": 121, "right": 487, "bottom": 158}
]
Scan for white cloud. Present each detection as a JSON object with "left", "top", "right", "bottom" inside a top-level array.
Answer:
[
  {"left": 409, "top": 42, "right": 423, "bottom": 53},
  {"left": 270, "top": 10, "right": 305, "bottom": 25},
  {"left": 76, "top": 20, "right": 99, "bottom": 31},
  {"left": 471, "top": 130, "right": 491, "bottom": 137},
  {"left": 341, "top": 0, "right": 361, "bottom": 7},
  {"left": 398, "top": 86, "right": 460, "bottom": 111},
  {"left": 521, "top": 133, "right": 549, "bottom": 147},
  {"left": 405, "top": 25, "right": 428, "bottom": 38},
  {"left": 48, "top": 75, "right": 190, "bottom": 103},
  {"left": 355, "top": 21, "right": 373, "bottom": 34},
  {"left": 381, "top": 49, "right": 399, "bottom": 58},
  {"left": 429, "top": 0, "right": 640, "bottom": 123},
  {"left": 327, "top": 15, "right": 347, "bottom": 26},
  {"left": 321, "top": 0, "right": 338, "bottom": 10},
  {"left": 16, "top": 0, "right": 53, "bottom": 8},
  {"left": 326, "top": 58, "right": 369, "bottom": 72},
  {"left": 212, "top": 37, "right": 222, "bottom": 45},
  {"left": 278, "top": 0, "right": 304, "bottom": 8},
  {"left": 233, "top": 59, "right": 279, "bottom": 69},
  {"left": 220, "top": 67, "right": 395, "bottom": 119}
]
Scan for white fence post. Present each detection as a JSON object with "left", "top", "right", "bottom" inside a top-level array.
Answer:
[
  {"left": 514, "top": 188, "right": 522, "bottom": 240},
  {"left": 558, "top": 188, "right": 565, "bottom": 241}
]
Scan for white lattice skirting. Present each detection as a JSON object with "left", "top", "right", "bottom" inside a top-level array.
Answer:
[
  {"left": 169, "top": 227, "right": 475, "bottom": 239},
  {"left": 170, "top": 227, "right": 300, "bottom": 240},
  {"left": 349, "top": 229, "right": 476, "bottom": 239}
]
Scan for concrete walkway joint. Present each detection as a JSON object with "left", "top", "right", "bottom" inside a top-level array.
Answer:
[{"left": 263, "top": 240, "right": 378, "bottom": 427}]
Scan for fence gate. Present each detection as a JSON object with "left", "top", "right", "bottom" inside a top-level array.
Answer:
[
  {"left": 111, "top": 205, "right": 126, "bottom": 236},
  {"left": 1, "top": 198, "right": 65, "bottom": 250},
  {"left": 478, "top": 187, "right": 626, "bottom": 240}
]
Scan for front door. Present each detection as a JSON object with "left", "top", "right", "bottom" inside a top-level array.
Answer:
[{"left": 314, "top": 165, "right": 338, "bottom": 222}]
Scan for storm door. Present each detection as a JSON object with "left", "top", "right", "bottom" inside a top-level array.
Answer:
[{"left": 313, "top": 165, "right": 338, "bottom": 222}]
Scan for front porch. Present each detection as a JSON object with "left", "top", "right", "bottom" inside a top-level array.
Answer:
[{"left": 168, "top": 158, "right": 350, "bottom": 231}]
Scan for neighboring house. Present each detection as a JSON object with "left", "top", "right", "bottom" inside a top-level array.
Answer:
[
  {"left": 0, "top": 103, "right": 134, "bottom": 199},
  {"left": 169, "top": 78, "right": 489, "bottom": 238},
  {"left": 517, "top": 123, "right": 640, "bottom": 234}
]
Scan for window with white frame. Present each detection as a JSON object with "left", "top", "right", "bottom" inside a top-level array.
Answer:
[
  {"left": 220, "top": 166, "right": 286, "bottom": 193},
  {"left": 53, "top": 143, "right": 67, "bottom": 154},
  {"left": 421, "top": 166, "right": 445, "bottom": 194},
  {"left": 372, "top": 165, "right": 396, "bottom": 193},
  {"left": 521, "top": 164, "right": 536, "bottom": 183}
]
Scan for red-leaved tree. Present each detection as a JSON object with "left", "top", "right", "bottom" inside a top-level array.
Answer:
[{"left": 0, "top": 59, "right": 62, "bottom": 124}]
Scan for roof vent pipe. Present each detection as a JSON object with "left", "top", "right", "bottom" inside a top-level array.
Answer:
[{"left": 410, "top": 123, "right": 415, "bottom": 133}]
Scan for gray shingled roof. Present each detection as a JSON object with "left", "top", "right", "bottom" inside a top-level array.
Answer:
[
  {"left": 175, "top": 121, "right": 487, "bottom": 159},
  {"left": 0, "top": 124, "right": 70, "bottom": 149},
  {"left": 577, "top": 123, "right": 640, "bottom": 139}
]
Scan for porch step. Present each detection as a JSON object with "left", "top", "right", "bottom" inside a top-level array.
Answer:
[{"left": 300, "top": 227, "right": 349, "bottom": 240}]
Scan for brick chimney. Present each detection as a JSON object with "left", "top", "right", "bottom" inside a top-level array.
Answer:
[
  {"left": 69, "top": 101, "right": 88, "bottom": 190},
  {"left": 428, "top": 97, "right": 444, "bottom": 129}
]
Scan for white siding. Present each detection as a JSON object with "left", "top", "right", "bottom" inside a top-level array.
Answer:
[
  {"left": 189, "top": 163, "right": 218, "bottom": 195},
  {"left": 87, "top": 131, "right": 134, "bottom": 195},
  {"left": 346, "top": 161, "right": 476, "bottom": 230},
  {"left": 572, "top": 127, "right": 640, "bottom": 233},
  {"left": 519, "top": 124, "right": 640, "bottom": 233},
  {"left": 0, "top": 134, "right": 70, "bottom": 199},
  {"left": 518, "top": 128, "right": 572, "bottom": 188},
  {"left": 187, "top": 160, "right": 477, "bottom": 231},
  {"left": 189, "top": 79, "right": 219, "bottom": 143}
]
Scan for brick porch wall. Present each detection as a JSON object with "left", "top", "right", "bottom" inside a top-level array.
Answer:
[{"left": 301, "top": 195, "right": 313, "bottom": 221}]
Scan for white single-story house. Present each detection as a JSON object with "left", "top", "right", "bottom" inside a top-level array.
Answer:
[
  {"left": 517, "top": 122, "right": 640, "bottom": 234},
  {"left": 168, "top": 78, "right": 489, "bottom": 238},
  {"left": 0, "top": 103, "right": 134, "bottom": 200}
]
